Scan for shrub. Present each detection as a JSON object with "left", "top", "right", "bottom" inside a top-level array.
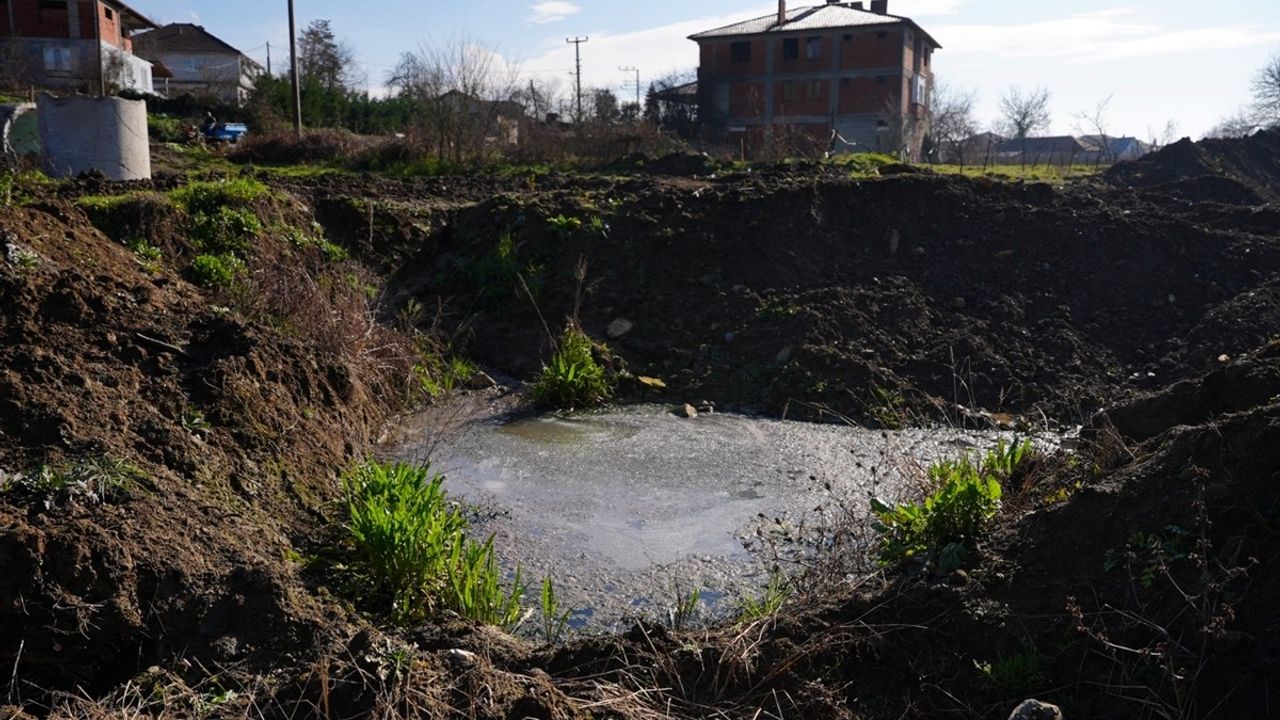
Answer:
[
  {"left": 170, "top": 178, "right": 270, "bottom": 217},
  {"left": 343, "top": 461, "right": 525, "bottom": 626},
  {"left": 532, "top": 323, "right": 611, "bottom": 409},
  {"left": 870, "top": 440, "right": 1035, "bottom": 568},
  {"left": 148, "top": 114, "right": 188, "bottom": 143},
  {"left": 190, "top": 206, "right": 261, "bottom": 255},
  {"left": 189, "top": 253, "right": 244, "bottom": 289}
]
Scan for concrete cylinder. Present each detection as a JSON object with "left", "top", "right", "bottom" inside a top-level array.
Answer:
[{"left": 37, "top": 94, "right": 151, "bottom": 180}]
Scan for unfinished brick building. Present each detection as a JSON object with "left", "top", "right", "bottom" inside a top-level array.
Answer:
[
  {"left": 0, "top": 0, "right": 157, "bottom": 93},
  {"left": 690, "top": 0, "right": 939, "bottom": 159}
]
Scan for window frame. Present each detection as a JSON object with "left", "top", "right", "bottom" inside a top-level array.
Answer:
[
  {"left": 730, "top": 41, "right": 752, "bottom": 64},
  {"left": 805, "top": 36, "right": 822, "bottom": 60},
  {"left": 782, "top": 37, "right": 799, "bottom": 61}
]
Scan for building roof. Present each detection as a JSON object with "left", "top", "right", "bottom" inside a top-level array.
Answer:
[
  {"left": 132, "top": 24, "right": 263, "bottom": 70},
  {"left": 689, "top": 3, "right": 940, "bottom": 48},
  {"left": 997, "top": 136, "right": 1091, "bottom": 156},
  {"left": 105, "top": 0, "right": 158, "bottom": 31}
]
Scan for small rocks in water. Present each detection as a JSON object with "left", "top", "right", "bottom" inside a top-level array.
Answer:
[
  {"left": 1217, "top": 353, "right": 1231, "bottom": 364},
  {"left": 676, "top": 403, "right": 698, "bottom": 418},
  {"left": 467, "top": 371, "right": 497, "bottom": 390},
  {"left": 697, "top": 399, "right": 715, "bottom": 413},
  {"left": 1008, "top": 700, "right": 1063, "bottom": 720},
  {"left": 606, "top": 318, "right": 634, "bottom": 338}
]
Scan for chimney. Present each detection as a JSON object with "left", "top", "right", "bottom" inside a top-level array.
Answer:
[
  {"left": 870, "top": 0, "right": 888, "bottom": 13},
  {"left": 778, "top": 0, "right": 787, "bottom": 25}
]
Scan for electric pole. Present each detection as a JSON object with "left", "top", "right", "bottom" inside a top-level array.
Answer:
[
  {"left": 266, "top": 41, "right": 272, "bottom": 76},
  {"left": 288, "top": 0, "right": 303, "bottom": 138},
  {"left": 566, "top": 36, "right": 588, "bottom": 123},
  {"left": 619, "top": 66, "right": 640, "bottom": 109}
]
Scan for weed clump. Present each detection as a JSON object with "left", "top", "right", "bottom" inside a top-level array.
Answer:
[
  {"left": 532, "top": 323, "right": 611, "bottom": 409},
  {"left": 343, "top": 461, "right": 524, "bottom": 627},
  {"left": 872, "top": 439, "right": 1034, "bottom": 569},
  {"left": 189, "top": 253, "right": 244, "bottom": 289}
]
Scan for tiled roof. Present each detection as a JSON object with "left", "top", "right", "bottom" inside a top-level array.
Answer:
[
  {"left": 690, "top": 3, "right": 939, "bottom": 47},
  {"left": 133, "top": 24, "right": 260, "bottom": 68}
]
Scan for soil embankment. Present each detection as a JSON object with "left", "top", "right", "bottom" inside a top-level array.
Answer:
[{"left": 0, "top": 132, "right": 1277, "bottom": 718}]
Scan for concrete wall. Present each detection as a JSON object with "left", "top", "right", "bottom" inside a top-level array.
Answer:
[{"left": 148, "top": 51, "right": 256, "bottom": 103}]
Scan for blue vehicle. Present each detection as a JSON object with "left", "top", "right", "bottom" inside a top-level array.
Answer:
[{"left": 201, "top": 122, "right": 249, "bottom": 144}]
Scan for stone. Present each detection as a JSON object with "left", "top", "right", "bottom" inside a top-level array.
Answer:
[
  {"left": 637, "top": 375, "right": 667, "bottom": 390},
  {"left": 606, "top": 318, "right": 634, "bottom": 339},
  {"left": 1217, "top": 353, "right": 1231, "bottom": 364},
  {"left": 467, "top": 371, "right": 497, "bottom": 390},
  {"left": 775, "top": 345, "right": 793, "bottom": 364},
  {"left": 676, "top": 403, "right": 698, "bottom": 418},
  {"left": 1008, "top": 699, "right": 1063, "bottom": 720},
  {"left": 952, "top": 296, "right": 967, "bottom": 310}
]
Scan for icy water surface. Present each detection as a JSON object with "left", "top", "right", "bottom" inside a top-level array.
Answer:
[{"left": 392, "top": 403, "right": 1051, "bottom": 634}]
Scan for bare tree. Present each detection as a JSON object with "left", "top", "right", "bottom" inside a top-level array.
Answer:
[
  {"left": 928, "top": 78, "right": 978, "bottom": 165},
  {"left": 516, "top": 76, "right": 565, "bottom": 120},
  {"left": 1072, "top": 94, "right": 1114, "bottom": 164},
  {"left": 388, "top": 37, "right": 520, "bottom": 161},
  {"left": 1204, "top": 108, "right": 1257, "bottom": 139},
  {"left": 998, "top": 85, "right": 1052, "bottom": 139},
  {"left": 1252, "top": 53, "right": 1280, "bottom": 125},
  {"left": 1146, "top": 119, "right": 1181, "bottom": 151}
]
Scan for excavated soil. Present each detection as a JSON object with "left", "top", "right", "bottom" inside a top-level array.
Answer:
[{"left": 0, "top": 131, "right": 1277, "bottom": 719}]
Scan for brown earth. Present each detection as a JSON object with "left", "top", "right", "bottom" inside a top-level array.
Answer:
[{"left": 0, "top": 132, "right": 1277, "bottom": 719}]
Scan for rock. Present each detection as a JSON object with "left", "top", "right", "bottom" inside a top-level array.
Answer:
[
  {"left": 1218, "top": 353, "right": 1231, "bottom": 364},
  {"left": 948, "top": 569, "right": 969, "bottom": 586},
  {"left": 637, "top": 375, "right": 667, "bottom": 390},
  {"left": 887, "top": 228, "right": 900, "bottom": 254},
  {"left": 912, "top": 246, "right": 927, "bottom": 257},
  {"left": 775, "top": 345, "right": 793, "bottom": 364},
  {"left": 676, "top": 403, "right": 698, "bottom": 418},
  {"left": 467, "top": 370, "right": 497, "bottom": 389},
  {"left": 606, "top": 318, "right": 634, "bottom": 338},
  {"left": 1008, "top": 699, "right": 1063, "bottom": 720},
  {"left": 697, "top": 400, "right": 715, "bottom": 413},
  {"left": 952, "top": 296, "right": 967, "bottom": 310}
]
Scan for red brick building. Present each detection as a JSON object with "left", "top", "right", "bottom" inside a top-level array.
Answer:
[
  {"left": 0, "top": 0, "right": 157, "bottom": 93},
  {"left": 690, "top": 0, "right": 939, "bottom": 159}
]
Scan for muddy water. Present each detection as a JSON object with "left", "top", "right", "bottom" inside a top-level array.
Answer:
[{"left": 392, "top": 402, "right": 1052, "bottom": 635}]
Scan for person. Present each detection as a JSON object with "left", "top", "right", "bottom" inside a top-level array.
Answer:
[{"left": 201, "top": 111, "right": 217, "bottom": 134}]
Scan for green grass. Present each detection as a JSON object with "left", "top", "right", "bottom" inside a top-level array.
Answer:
[
  {"left": 829, "top": 152, "right": 898, "bottom": 177},
  {"left": 532, "top": 324, "right": 612, "bottom": 409},
  {"left": 189, "top": 253, "right": 245, "bottom": 289},
  {"left": 148, "top": 114, "right": 188, "bottom": 143},
  {"left": 925, "top": 163, "right": 1103, "bottom": 181},
  {"left": 871, "top": 439, "right": 1035, "bottom": 568},
  {"left": 190, "top": 206, "right": 261, "bottom": 255},
  {"left": 539, "top": 576, "right": 573, "bottom": 644},
  {"left": 170, "top": 177, "right": 271, "bottom": 216},
  {"left": 975, "top": 648, "right": 1047, "bottom": 695},
  {"left": 737, "top": 569, "right": 791, "bottom": 622},
  {"left": 413, "top": 355, "right": 477, "bottom": 399},
  {"left": 1, "top": 457, "right": 145, "bottom": 506},
  {"left": 343, "top": 461, "right": 525, "bottom": 627}
]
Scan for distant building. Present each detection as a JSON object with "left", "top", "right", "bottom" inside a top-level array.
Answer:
[
  {"left": 131, "top": 24, "right": 263, "bottom": 104},
  {"left": 0, "top": 0, "right": 157, "bottom": 94},
  {"left": 689, "top": 0, "right": 939, "bottom": 159}
]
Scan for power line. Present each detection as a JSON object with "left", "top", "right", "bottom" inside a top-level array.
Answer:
[{"left": 566, "top": 36, "right": 588, "bottom": 122}]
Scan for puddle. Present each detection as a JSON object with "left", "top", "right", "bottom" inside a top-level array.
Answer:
[{"left": 391, "top": 404, "right": 1062, "bottom": 635}]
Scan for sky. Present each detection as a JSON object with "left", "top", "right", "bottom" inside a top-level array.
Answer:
[{"left": 126, "top": 0, "right": 1280, "bottom": 139}]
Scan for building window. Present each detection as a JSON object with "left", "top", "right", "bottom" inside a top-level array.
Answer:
[
  {"left": 39, "top": 0, "right": 67, "bottom": 16},
  {"left": 842, "top": 33, "right": 853, "bottom": 41},
  {"left": 730, "top": 41, "right": 751, "bottom": 64},
  {"left": 104, "top": 7, "right": 114, "bottom": 20},
  {"left": 782, "top": 80, "right": 799, "bottom": 101},
  {"left": 783, "top": 38, "right": 799, "bottom": 60},
  {"left": 805, "top": 37, "right": 822, "bottom": 60},
  {"left": 43, "top": 47, "right": 72, "bottom": 71},
  {"left": 807, "top": 80, "right": 822, "bottom": 100},
  {"left": 876, "top": 31, "right": 887, "bottom": 39}
]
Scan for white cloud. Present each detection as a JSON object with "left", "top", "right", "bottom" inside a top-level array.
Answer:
[
  {"left": 528, "top": 2, "right": 582, "bottom": 25},
  {"left": 932, "top": 8, "right": 1280, "bottom": 63}
]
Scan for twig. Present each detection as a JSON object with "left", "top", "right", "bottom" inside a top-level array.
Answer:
[{"left": 134, "top": 332, "right": 188, "bottom": 356}]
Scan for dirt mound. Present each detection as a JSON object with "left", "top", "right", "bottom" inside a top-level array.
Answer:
[
  {"left": 1107, "top": 130, "right": 1280, "bottom": 200},
  {"left": 358, "top": 170, "right": 1280, "bottom": 423}
]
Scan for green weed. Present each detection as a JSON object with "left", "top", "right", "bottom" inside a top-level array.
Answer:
[
  {"left": 669, "top": 585, "right": 702, "bottom": 631},
  {"left": 539, "top": 576, "right": 573, "bottom": 644},
  {"left": 975, "top": 648, "right": 1046, "bottom": 695},
  {"left": 170, "top": 178, "right": 270, "bottom": 216},
  {"left": 412, "top": 356, "right": 476, "bottom": 399},
  {"left": 532, "top": 324, "right": 611, "bottom": 409},
  {"left": 190, "top": 206, "right": 261, "bottom": 255},
  {"left": 189, "top": 253, "right": 245, "bottom": 289},
  {"left": 0, "top": 170, "right": 13, "bottom": 207},
  {"left": 870, "top": 441, "right": 1036, "bottom": 568},
  {"left": 343, "top": 461, "right": 525, "bottom": 627},
  {"left": 867, "top": 386, "right": 907, "bottom": 429},
  {"left": 737, "top": 569, "right": 791, "bottom": 622},
  {"left": 2, "top": 457, "right": 145, "bottom": 507},
  {"left": 147, "top": 114, "right": 188, "bottom": 143},
  {"left": 280, "top": 224, "right": 349, "bottom": 262}
]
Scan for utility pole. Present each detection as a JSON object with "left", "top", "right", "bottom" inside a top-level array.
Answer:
[
  {"left": 92, "top": 0, "right": 105, "bottom": 95},
  {"left": 566, "top": 36, "right": 588, "bottom": 123},
  {"left": 266, "top": 41, "right": 272, "bottom": 76},
  {"left": 619, "top": 66, "right": 640, "bottom": 108},
  {"left": 287, "top": 0, "right": 303, "bottom": 137}
]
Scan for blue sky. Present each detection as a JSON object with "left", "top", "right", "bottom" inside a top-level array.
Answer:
[{"left": 128, "top": 0, "right": 1279, "bottom": 138}]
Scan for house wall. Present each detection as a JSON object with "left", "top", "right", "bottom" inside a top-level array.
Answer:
[
  {"left": 696, "top": 20, "right": 934, "bottom": 159},
  {"left": 148, "top": 50, "right": 255, "bottom": 103}
]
